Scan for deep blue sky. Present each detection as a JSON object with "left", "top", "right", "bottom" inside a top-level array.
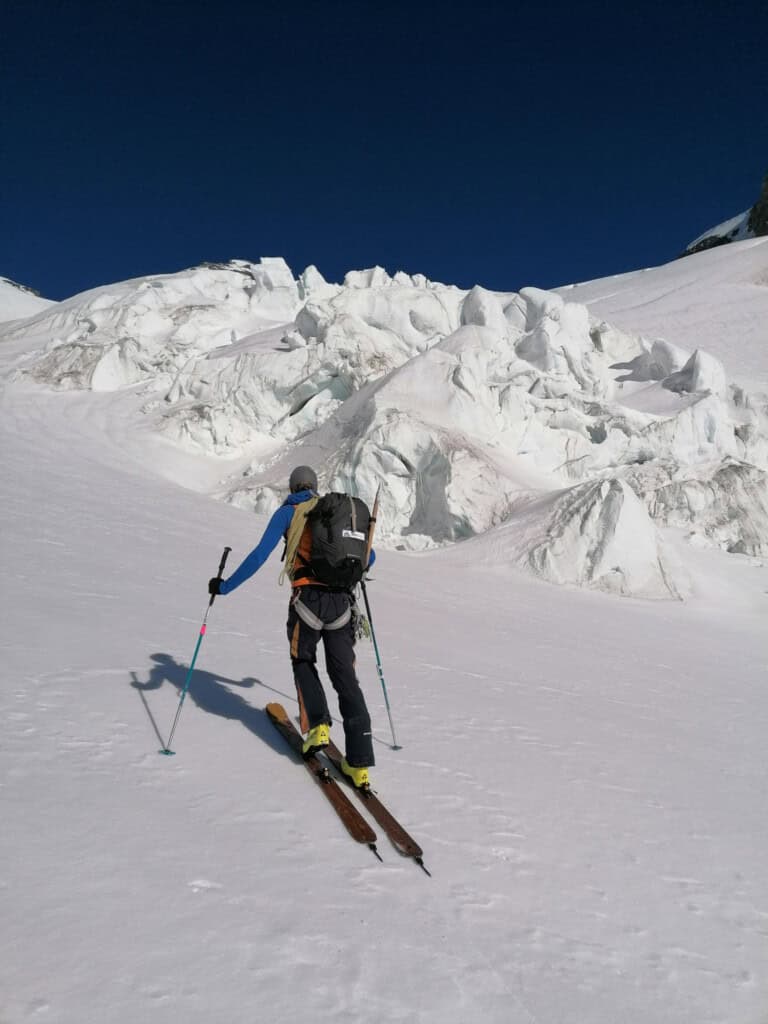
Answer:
[{"left": 2, "top": 0, "right": 766, "bottom": 300}]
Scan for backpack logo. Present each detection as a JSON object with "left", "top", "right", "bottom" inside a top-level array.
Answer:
[{"left": 342, "top": 529, "right": 367, "bottom": 541}]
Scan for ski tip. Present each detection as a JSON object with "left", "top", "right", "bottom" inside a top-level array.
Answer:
[{"left": 159, "top": 748, "right": 176, "bottom": 756}]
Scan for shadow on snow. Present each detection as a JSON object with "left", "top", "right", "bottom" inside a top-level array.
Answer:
[{"left": 130, "top": 653, "right": 297, "bottom": 757}]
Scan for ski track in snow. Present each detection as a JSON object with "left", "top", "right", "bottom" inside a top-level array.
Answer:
[{"left": 1, "top": 375, "right": 768, "bottom": 1024}]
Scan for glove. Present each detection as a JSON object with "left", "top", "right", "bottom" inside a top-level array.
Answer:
[{"left": 208, "top": 577, "right": 222, "bottom": 596}]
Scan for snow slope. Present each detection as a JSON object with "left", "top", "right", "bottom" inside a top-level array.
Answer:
[
  {"left": 2, "top": 237, "right": 768, "bottom": 1021},
  {"left": 557, "top": 237, "right": 768, "bottom": 386},
  {"left": 2, "top": 373, "right": 767, "bottom": 1024},
  {"left": 3, "top": 251, "right": 767, "bottom": 602},
  {"left": 1, "top": 246, "right": 768, "bottom": 1024},
  {"left": 0, "top": 276, "right": 55, "bottom": 323}
]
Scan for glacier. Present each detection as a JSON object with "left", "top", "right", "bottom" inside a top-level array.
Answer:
[{"left": 2, "top": 243, "right": 767, "bottom": 600}]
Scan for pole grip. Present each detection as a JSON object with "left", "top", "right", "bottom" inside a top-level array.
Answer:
[
  {"left": 209, "top": 546, "right": 232, "bottom": 606},
  {"left": 217, "top": 546, "right": 232, "bottom": 576}
]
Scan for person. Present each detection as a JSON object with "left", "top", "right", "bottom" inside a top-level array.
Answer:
[{"left": 208, "top": 465, "right": 375, "bottom": 788}]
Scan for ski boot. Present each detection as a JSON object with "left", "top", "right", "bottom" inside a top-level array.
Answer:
[
  {"left": 302, "top": 722, "right": 330, "bottom": 757},
  {"left": 341, "top": 758, "right": 370, "bottom": 791}
]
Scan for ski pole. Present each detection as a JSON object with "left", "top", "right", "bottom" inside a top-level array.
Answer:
[
  {"left": 160, "top": 545, "right": 231, "bottom": 755},
  {"left": 360, "top": 578, "right": 401, "bottom": 750}
]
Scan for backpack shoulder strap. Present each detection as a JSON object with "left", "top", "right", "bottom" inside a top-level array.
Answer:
[{"left": 278, "top": 497, "right": 320, "bottom": 586}]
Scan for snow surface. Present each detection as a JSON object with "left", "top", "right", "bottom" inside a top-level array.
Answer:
[
  {"left": 2, "top": 245, "right": 768, "bottom": 1023},
  {"left": 0, "top": 277, "right": 55, "bottom": 323},
  {"left": 2, "top": 380, "right": 767, "bottom": 1024},
  {"left": 558, "top": 238, "right": 768, "bottom": 387}
]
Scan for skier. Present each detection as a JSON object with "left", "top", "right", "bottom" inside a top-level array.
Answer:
[{"left": 208, "top": 466, "right": 375, "bottom": 788}]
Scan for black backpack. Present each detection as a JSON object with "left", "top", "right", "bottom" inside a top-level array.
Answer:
[{"left": 303, "top": 493, "right": 372, "bottom": 588}]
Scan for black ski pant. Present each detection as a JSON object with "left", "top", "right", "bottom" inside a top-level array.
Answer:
[{"left": 287, "top": 587, "right": 374, "bottom": 767}]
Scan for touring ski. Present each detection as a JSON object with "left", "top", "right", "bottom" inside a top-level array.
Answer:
[
  {"left": 323, "top": 739, "right": 430, "bottom": 875},
  {"left": 265, "top": 702, "right": 380, "bottom": 860}
]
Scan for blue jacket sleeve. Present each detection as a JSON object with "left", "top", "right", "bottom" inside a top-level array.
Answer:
[{"left": 219, "top": 505, "right": 294, "bottom": 595}]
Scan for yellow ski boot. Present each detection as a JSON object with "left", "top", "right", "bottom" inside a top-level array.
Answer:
[
  {"left": 302, "top": 722, "right": 330, "bottom": 757},
  {"left": 341, "top": 758, "right": 371, "bottom": 790}
]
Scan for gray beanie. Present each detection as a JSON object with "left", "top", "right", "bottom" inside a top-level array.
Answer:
[{"left": 289, "top": 465, "right": 318, "bottom": 493}]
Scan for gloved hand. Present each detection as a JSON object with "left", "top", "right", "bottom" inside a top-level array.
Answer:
[{"left": 208, "top": 577, "right": 222, "bottom": 596}]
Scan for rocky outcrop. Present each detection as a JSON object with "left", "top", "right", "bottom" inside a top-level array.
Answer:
[
  {"left": 747, "top": 173, "right": 768, "bottom": 237},
  {"left": 683, "top": 171, "right": 768, "bottom": 256}
]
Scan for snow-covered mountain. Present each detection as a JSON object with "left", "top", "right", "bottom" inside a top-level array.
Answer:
[
  {"left": 0, "top": 275, "right": 55, "bottom": 322},
  {"left": 682, "top": 171, "right": 768, "bottom": 255},
  {"left": 3, "top": 244, "right": 767, "bottom": 601},
  {"left": 3, "top": 247, "right": 768, "bottom": 1024}
]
